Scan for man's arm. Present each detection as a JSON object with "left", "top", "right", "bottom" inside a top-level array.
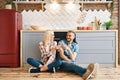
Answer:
[
  {"left": 58, "top": 47, "right": 71, "bottom": 62},
  {"left": 62, "top": 45, "right": 77, "bottom": 60},
  {"left": 67, "top": 48, "right": 77, "bottom": 60},
  {"left": 58, "top": 40, "right": 78, "bottom": 62}
]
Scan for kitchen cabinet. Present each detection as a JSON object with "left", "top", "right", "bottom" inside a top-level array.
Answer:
[
  {"left": 75, "top": 31, "right": 118, "bottom": 67},
  {"left": 20, "top": 30, "right": 118, "bottom": 67},
  {"left": 13, "top": 1, "right": 46, "bottom": 12},
  {"left": 0, "top": 9, "right": 22, "bottom": 67},
  {"left": 79, "top": 1, "right": 112, "bottom": 11},
  {"left": 20, "top": 31, "right": 44, "bottom": 67}
]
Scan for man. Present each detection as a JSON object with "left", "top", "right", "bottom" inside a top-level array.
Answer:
[{"left": 57, "top": 30, "right": 97, "bottom": 80}]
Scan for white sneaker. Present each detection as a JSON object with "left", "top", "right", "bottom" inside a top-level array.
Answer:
[
  {"left": 82, "top": 63, "right": 94, "bottom": 80},
  {"left": 92, "top": 63, "right": 99, "bottom": 78},
  {"left": 53, "top": 67, "right": 56, "bottom": 73}
]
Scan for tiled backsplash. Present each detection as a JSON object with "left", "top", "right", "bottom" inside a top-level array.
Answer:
[{"left": 21, "top": 4, "right": 111, "bottom": 30}]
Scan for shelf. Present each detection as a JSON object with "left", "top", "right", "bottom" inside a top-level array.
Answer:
[
  {"left": 13, "top": 1, "right": 46, "bottom": 12},
  {"left": 13, "top": 1, "right": 43, "bottom": 4},
  {"left": 79, "top": 1, "right": 112, "bottom": 11},
  {"left": 79, "top": 1, "right": 112, "bottom": 3},
  {"left": 50, "top": 0, "right": 75, "bottom": 3},
  {"left": 13, "top": 1, "right": 112, "bottom": 12}
]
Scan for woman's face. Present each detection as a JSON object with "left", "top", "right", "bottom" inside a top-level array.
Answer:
[{"left": 66, "top": 32, "right": 75, "bottom": 42}]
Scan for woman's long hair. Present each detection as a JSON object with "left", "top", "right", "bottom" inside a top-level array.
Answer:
[{"left": 43, "top": 30, "right": 54, "bottom": 46}]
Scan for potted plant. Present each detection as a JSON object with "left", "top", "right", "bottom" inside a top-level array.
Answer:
[
  {"left": 103, "top": 20, "right": 114, "bottom": 30},
  {"left": 5, "top": 0, "right": 13, "bottom": 9}
]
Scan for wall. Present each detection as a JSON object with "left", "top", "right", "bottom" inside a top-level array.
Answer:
[
  {"left": 112, "top": 0, "right": 118, "bottom": 29},
  {"left": 115, "top": 0, "right": 119, "bottom": 65},
  {"left": 110, "top": 0, "right": 119, "bottom": 64},
  {"left": 21, "top": 3, "right": 111, "bottom": 30}
]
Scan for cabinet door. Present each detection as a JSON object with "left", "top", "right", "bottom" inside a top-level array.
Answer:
[
  {"left": 0, "top": 9, "right": 19, "bottom": 54},
  {"left": 75, "top": 32, "right": 115, "bottom": 64},
  {"left": 22, "top": 32, "right": 44, "bottom": 65}
]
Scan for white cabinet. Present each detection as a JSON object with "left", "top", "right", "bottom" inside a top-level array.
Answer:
[
  {"left": 21, "top": 30, "right": 118, "bottom": 67},
  {"left": 21, "top": 31, "right": 44, "bottom": 66},
  {"left": 75, "top": 31, "right": 118, "bottom": 67}
]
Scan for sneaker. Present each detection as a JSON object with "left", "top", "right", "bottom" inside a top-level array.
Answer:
[
  {"left": 53, "top": 67, "right": 56, "bottom": 73},
  {"left": 82, "top": 63, "right": 94, "bottom": 80},
  {"left": 89, "top": 75, "right": 94, "bottom": 79},
  {"left": 92, "top": 63, "right": 99, "bottom": 78},
  {"left": 29, "top": 67, "right": 40, "bottom": 73},
  {"left": 49, "top": 67, "right": 56, "bottom": 73}
]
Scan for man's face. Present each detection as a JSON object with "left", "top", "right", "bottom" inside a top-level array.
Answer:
[{"left": 66, "top": 32, "right": 75, "bottom": 42}]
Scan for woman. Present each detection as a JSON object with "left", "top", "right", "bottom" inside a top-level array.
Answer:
[{"left": 27, "top": 30, "right": 61, "bottom": 73}]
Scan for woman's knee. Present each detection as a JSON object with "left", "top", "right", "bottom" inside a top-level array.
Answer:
[{"left": 27, "top": 57, "right": 33, "bottom": 63}]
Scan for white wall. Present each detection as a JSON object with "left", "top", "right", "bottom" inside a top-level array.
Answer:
[{"left": 21, "top": 3, "right": 111, "bottom": 30}]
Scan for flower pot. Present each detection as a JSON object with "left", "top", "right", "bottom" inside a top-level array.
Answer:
[
  {"left": 106, "top": 26, "right": 110, "bottom": 30},
  {"left": 5, "top": 4, "right": 12, "bottom": 9}
]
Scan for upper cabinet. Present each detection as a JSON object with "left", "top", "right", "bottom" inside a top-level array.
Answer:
[
  {"left": 79, "top": 1, "right": 113, "bottom": 11},
  {"left": 50, "top": 0, "right": 75, "bottom": 3},
  {"left": 50, "top": 0, "right": 113, "bottom": 11},
  {"left": 13, "top": 1, "right": 46, "bottom": 12},
  {"left": 0, "top": 0, "right": 113, "bottom": 12}
]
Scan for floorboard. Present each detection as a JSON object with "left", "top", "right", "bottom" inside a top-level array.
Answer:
[{"left": 0, "top": 67, "right": 120, "bottom": 80}]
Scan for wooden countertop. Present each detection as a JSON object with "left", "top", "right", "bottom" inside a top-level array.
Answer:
[{"left": 21, "top": 30, "right": 118, "bottom": 32}]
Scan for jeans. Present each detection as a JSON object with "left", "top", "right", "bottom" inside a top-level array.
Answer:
[
  {"left": 60, "top": 61, "right": 86, "bottom": 76},
  {"left": 27, "top": 57, "right": 62, "bottom": 72}
]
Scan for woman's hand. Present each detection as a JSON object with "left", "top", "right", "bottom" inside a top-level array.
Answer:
[
  {"left": 50, "top": 48, "right": 56, "bottom": 53},
  {"left": 56, "top": 45, "right": 61, "bottom": 49}
]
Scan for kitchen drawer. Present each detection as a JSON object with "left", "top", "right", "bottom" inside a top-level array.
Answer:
[{"left": 76, "top": 32, "right": 115, "bottom": 37}]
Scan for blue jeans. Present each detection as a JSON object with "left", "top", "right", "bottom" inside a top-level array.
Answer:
[
  {"left": 27, "top": 57, "right": 62, "bottom": 72},
  {"left": 60, "top": 61, "right": 86, "bottom": 76}
]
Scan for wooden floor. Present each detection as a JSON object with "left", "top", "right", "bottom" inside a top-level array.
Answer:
[{"left": 0, "top": 66, "right": 120, "bottom": 80}]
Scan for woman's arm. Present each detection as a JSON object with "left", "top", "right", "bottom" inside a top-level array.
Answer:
[
  {"left": 44, "top": 41, "right": 57, "bottom": 66},
  {"left": 44, "top": 53, "right": 55, "bottom": 66}
]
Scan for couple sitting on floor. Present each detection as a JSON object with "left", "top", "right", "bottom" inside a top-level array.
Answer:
[{"left": 27, "top": 30, "right": 98, "bottom": 80}]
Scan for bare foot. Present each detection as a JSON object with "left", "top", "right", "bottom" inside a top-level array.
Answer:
[
  {"left": 39, "top": 64, "right": 43, "bottom": 68},
  {"left": 40, "top": 66, "right": 48, "bottom": 71}
]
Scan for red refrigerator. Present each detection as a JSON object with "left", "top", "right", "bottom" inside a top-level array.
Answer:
[{"left": 0, "top": 9, "right": 22, "bottom": 67}]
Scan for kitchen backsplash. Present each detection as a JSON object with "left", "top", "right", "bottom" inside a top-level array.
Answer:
[{"left": 21, "top": 4, "right": 111, "bottom": 30}]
